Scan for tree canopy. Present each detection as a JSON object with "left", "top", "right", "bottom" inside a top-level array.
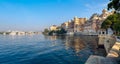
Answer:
[
  {"left": 101, "top": 13, "right": 120, "bottom": 32},
  {"left": 108, "top": 0, "right": 120, "bottom": 11},
  {"left": 42, "top": 28, "right": 49, "bottom": 35},
  {"left": 48, "top": 28, "right": 67, "bottom": 35},
  {"left": 101, "top": 0, "right": 120, "bottom": 35}
]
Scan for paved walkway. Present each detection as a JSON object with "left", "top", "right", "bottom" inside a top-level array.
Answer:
[{"left": 85, "top": 55, "right": 117, "bottom": 64}]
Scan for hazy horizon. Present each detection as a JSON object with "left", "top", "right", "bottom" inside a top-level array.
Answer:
[{"left": 0, "top": 0, "right": 109, "bottom": 31}]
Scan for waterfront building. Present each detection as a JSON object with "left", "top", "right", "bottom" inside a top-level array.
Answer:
[
  {"left": 61, "top": 23, "right": 65, "bottom": 30},
  {"left": 100, "top": 9, "right": 114, "bottom": 19},
  {"left": 74, "top": 16, "right": 87, "bottom": 32},
  {"left": 107, "top": 28, "right": 113, "bottom": 35},
  {"left": 61, "top": 20, "right": 74, "bottom": 32},
  {"left": 0, "top": 31, "right": 39, "bottom": 35},
  {"left": 9, "top": 31, "right": 17, "bottom": 35},
  {"left": 3, "top": 32, "right": 6, "bottom": 35},
  {"left": 67, "top": 20, "right": 74, "bottom": 33},
  {"left": 83, "top": 21, "right": 93, "bottom": 33},
  {"left": 49, "top": 9, "right": 114, "bottom": 35},
  {"left": 9, "top": 31, "right": 26, "bottom": 35},
  {"left": 50, "top": 25, "right": 57, "bottom": 31},
  {"left": 97, "top": 29, "right": 107, "bottom": 35},
  {"left": 61, "top": 17, "right": 87, "bottom": 33},
  {"left": 17, "top": 32, "right": 26, "bottom": 35},
  {"left": 63, "top": 22, "right": 69, "bottom": 31},
  {"left": 92, "top": 21, "right": 97, "bottom": 32},
  {"left": 83, "top": 9, "right": 114, "bottom": 35}
]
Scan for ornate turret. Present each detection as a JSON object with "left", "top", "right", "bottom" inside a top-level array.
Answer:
[
  {"left": 102, "top": 9, "right": 107, "bottom": 13},
  {"left": 101, "top": 9, "right": 110, "bottom": 19}
]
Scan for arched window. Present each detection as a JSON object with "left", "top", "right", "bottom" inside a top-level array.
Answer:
[{"left": 102, "top": 32, "right": 105, "bottom": 34}]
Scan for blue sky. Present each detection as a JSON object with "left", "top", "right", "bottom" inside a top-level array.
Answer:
[{"left": 0, "top": 0, "right": 109, "bottom": 31}]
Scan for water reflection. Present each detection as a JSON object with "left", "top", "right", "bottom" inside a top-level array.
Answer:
[
  {"left": 64, "top": 36, "right": 85, "bottom": 53},
  {"left": 44, "top": 35, "right": 57, "bottom": 41},
  {"left": 74, "top": 38, "right": 85, "bottom": 53},
  {"left": 47, "top": 35, "right": 86, "bottom": 53},
  {"left": 49, "top": 36, "right": 57, "bottom": 40},
  {"left": 0, "top": 35, "right": 99, "bottom": 64}
]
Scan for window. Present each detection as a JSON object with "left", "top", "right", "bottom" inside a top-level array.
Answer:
[{"left": 102, "top": 32, "right": 104, "bottom": 34}]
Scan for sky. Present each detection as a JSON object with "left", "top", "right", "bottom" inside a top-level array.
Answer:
[{"left": 0, "top": 0, "right": 109, "bottom": 31}]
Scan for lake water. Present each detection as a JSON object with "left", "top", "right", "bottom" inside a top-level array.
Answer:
[{"left": 0, "top": 35, "right": 99, "bottom": 64}]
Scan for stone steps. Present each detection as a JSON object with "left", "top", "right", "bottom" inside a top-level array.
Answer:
[{"left": 107, "top": 42, "right": 120, "bottom": 58}]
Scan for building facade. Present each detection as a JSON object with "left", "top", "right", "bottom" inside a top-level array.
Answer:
[
  {"left": 50, "top": 25, "right": 57, "bottom": 31},
  {"left": 83, "top": 9, "right": 114, "bottom": 34},
  {"left": 74, "top": 16, "right": 87, "bottom": 32},
  {"left": 49, "top": 9, "right": 114, "bottom": 35}
]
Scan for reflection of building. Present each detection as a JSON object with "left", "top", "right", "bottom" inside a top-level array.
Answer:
[
  {"left": 65, "top": 36, "right": 70, "bottom": 50},
  {"left": 49, "top": 36, "right": 57, "bottom": 40},
  {"left": 50, "top": 25, "right": 57, "bottom": 31},
  {"left": 64, "top": 36, "right": 85, "bottom": 53},
  {"left": 74, "top": 38, "right": 85, "bottom": 53}
]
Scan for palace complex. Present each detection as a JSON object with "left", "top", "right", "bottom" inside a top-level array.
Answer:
[{"left": 49, "top": 9, "right": 114, "bottom": 35}]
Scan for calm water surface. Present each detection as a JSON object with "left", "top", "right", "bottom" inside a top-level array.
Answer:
[{"left": 0, "top": 35, "right": 98, "bottom": 64}]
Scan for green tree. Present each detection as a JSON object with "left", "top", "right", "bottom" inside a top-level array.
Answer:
[
  {"left": 108, "top": 0, "right": 120, "bottom": 11},
  {"left": 101, "top": 13, "right": 120, "bottom": 32},
  {"left": 48, "top": 28, "right": 67, "bottom": 35},
  {"left": 101, "top": 19, "right": 112, "bottom": 29},
  {"left": 48, "top": 30, "right": 55, "bottom": 35},
  {"left": 42, "top": 28, "right": 49, "bottom": 35},
  {"left": 44, "top": 28, "right": 49, "bottom": 33},
  {"left": 56, "top": 28, "right": 67, "bottom": 35}
]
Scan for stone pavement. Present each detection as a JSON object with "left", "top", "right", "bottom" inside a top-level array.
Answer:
[{"left": 85, "top": 55, "right": 117, "bottom": 64}]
